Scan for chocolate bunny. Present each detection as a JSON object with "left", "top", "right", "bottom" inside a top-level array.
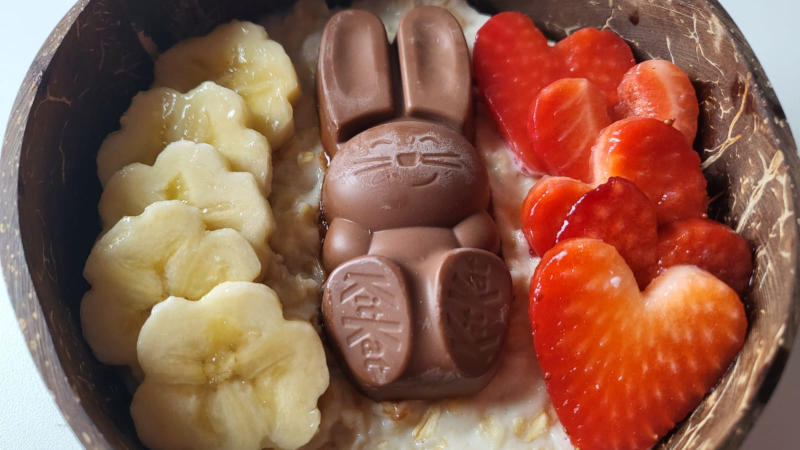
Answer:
[{"left": 318, "top": 6, "right": 512, "bottom": 401}]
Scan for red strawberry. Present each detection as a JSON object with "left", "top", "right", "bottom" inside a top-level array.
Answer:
[
  {"left": 555, "top": 28, "right": 635, "bottom": 107},
  {"left": 529, "top": 78, "right": 611, "bottom": 181},
  {"left": 557, "top": 177, "right": 658, "bottom": 287},
  {"left": 592, "top": 117, "right": 708, "bottom": 224},
  {"left": 474, "top": 13, "right": 634, "bottom": 173},
  {"left": 530, "top": 238, "right": 747, "bottom": 450},
  {"left": 474, "top": 12, "right": 560, "bottom": 172},
  {"left": 657, "top": 218, "right": 753, "bottom": 293},
  {"left": 616, "top": 59, "right": 700, "bottom": 143},
  {"left": 521, "top": 176, "right": 591, "bottom": 256}
]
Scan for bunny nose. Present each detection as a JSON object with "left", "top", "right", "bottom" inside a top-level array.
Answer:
[{"left": 396, "top": 152, "right": 420, "bottom": 167}]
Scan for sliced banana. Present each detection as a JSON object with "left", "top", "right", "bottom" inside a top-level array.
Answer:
[
  {"left": 131, "top": 281, "right": 329, "bottom": 450},
  {"left": 96, "top": 81, "right": 271, "bottom": 192},
  {"left": 99, "top": 140, "right": 273, "bottom": 270},
  {"left": 81, "top": 201, "right": 261, "bottom": 370},
  {"left": 153, "top": 21, "right": 300, "bottom": 148}
]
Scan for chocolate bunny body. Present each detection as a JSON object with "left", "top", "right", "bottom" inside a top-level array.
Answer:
[{"left": 318, "top": 7, "right": 512, "bottom": 401}]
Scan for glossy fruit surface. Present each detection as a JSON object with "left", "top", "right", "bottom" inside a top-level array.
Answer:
[
  {"left": 557, "top": 177, "right": 658, "bottom": 287},
  {"left": 529, "top": 78, "right": 611, "bottom": 181},
  {"left": 521, "top": 176, "right": 592, "bottom": 256},
  {"left": 657, "top": 218, "right": 753, "bottom": 293},
  {"left": 530, "top": 239, "right": 747, "bottom": 450},
  {"left": 592, "top": 117, "right": 708, "bottom": 224},
  {"left": 616, "top": 59, "right": 699, "bottom": 143},
  {"left": 475, "top": 13, "right": 633, "bottom": 172}
]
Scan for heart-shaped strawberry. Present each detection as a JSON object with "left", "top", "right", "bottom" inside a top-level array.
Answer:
[
  {"left": 521, "top": 176, "right": 592, "bottom": 256},
  {"left": 656, "top": 218, "right": 753, "bottom": 293},
  {"left": 522, "top": 177, "right": 658, "bottom": 288},
  {"left": 557, "top": 177, "right": 658, "bottom": 287},
  {"left": 528, "top": 78, "right": 611, "bottom": 181},
  {"left": 592, "top": 117, "right": 708, "bottom": 224},
  {"left": 530, "top": 238, "right": 747, "bottom": 450},
  {"left": 616, "top": 59, "right": 699, "bottom": 143},
  {"left": 554, "top": 28, "right": 635, "bottom": 107},
  {"left": 474, "top": 13, "right": 634, "bottom": 173}
]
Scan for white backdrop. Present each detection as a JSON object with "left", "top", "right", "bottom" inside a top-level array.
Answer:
[{"left": 0, "top": 0, "right": 798, "bottom": 448}]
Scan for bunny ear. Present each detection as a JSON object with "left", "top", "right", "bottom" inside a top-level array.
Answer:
[
  {"left": 397, "top": 6, "right": 473, "bottom": 136},
  {"left": 317, "top": 10, "right": 396, "bottom": 156}
]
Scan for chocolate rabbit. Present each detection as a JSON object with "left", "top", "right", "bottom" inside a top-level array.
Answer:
[{"left": 317, "top": 6, "right": 512, "bottom": 401}]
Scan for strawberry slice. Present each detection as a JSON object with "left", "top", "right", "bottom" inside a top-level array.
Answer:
[
  {"left": 529, "top": 78, "right": 611, "bottom": 181},
  {"left": 616, "top": 59, "right": 700, "bottom": 143},
  {"left": 530, "top": 238, "right": 747, "bottom": 450},
  {"left": 555, "top": 28, "right": 635, "bottom": 107},
  {"left": 592, "top": 117, "right": 708, "bottom": 224},
  {"left": 557, "top": 177, "right": 658, "bottom": 287},
  {"left": 521, "top": 176, "right": 591, "bottom": 256},
  {"left": 657, "top": 218, "right": 753, "bottom": 293},
  {"left": 474, "top": 12, "right": 560, "bottom": 172},
  {"left": 475, "top": 14, "right": 634, "bottom": 173}
]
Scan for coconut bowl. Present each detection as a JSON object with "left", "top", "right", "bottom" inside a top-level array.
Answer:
[{"left": 1, "top": 0, "right": 798, "bottom": 448}]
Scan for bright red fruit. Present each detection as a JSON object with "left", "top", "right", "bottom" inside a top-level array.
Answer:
[
  {"left": 557, "top": 177, "right": 658, "bottom": 287},
  {"left": 529, "top": 78, "right": 611, "bottom": 181},
  {"left": 530, "top": 238, "right": 747, "bottom": 450},
  {"left": 555, "top": 28, "right": 635, "bottom": 107},
  {"left": 474, "top": 13, "right": 634, "bottom": 173},
  {"left": 474, "top": 12, "right": 559, "bottom": 172},
  {"left": 657, "top": 218, "right": 753, "bottom": 293},
  {"left": 616, "top": 59, "right": 700, "bottom": 143},
  {"left": 592, "top": 117, "right": 708, "bottom": 224},
  {"left": 521, "top": 176, "right": 591, "bottom": 256}
]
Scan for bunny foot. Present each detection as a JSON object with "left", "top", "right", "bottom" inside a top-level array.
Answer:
[
  {"left": 322, "top": 255, "right": 412, "bottom": 388},
  {"left": 435, "top": 248, "right": 512, "bottom": 377}
]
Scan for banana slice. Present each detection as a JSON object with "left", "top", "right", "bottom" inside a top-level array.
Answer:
[
  {"left": 131, "top": 281, "right": 329, "bottom": 450},
  {"left": 153, "top": 21, "right": 300, "bottom": 148},
  {"left": 99, "top": 140, "right": 274, "bottom": 270},
  {"left": 81, "top": 201, "right": 261, "bottom": 370},
  {"left": 96, "top": 81, "right": 271, "bottom": 193}
]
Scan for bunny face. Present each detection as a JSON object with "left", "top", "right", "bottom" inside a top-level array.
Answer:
[
  {"left": 318, "top": 7, "right": 484, "bottom": 231},
  {"left": 322, "top": 121, "right": 489, "bottom": 230}
]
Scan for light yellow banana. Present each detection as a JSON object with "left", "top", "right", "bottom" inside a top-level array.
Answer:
[
  {"left": 80, "top": 201, "right": 261, "bottom": 370},
  {"left": 96, "top": 81, "right": 271, "bottom": 192},
  {"left": 131, "top": 281, "right": 329, "bottom": 450},
  {"left": 153, "top": 21, "right": 300, "bottom": 149},
  {"left": 99, "top": 140, "right": 274, "bottom": 271}
]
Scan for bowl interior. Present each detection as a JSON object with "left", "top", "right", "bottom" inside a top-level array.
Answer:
[{"left": 2, "top": 0, "right": 798, "bottom": 448}]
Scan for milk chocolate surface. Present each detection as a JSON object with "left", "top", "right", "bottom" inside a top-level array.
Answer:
[
  {"left": 318, "top": 6, "right": 512, "bottom": 401},
  {"left": 317, "top": 9, "right": 395, "bottom": 156},
  {"left": 322, "top": 120, "right": 490, "bottom": 234},
  {"left": 317, "top": 6, "right": 473, "bottom": 156}
]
